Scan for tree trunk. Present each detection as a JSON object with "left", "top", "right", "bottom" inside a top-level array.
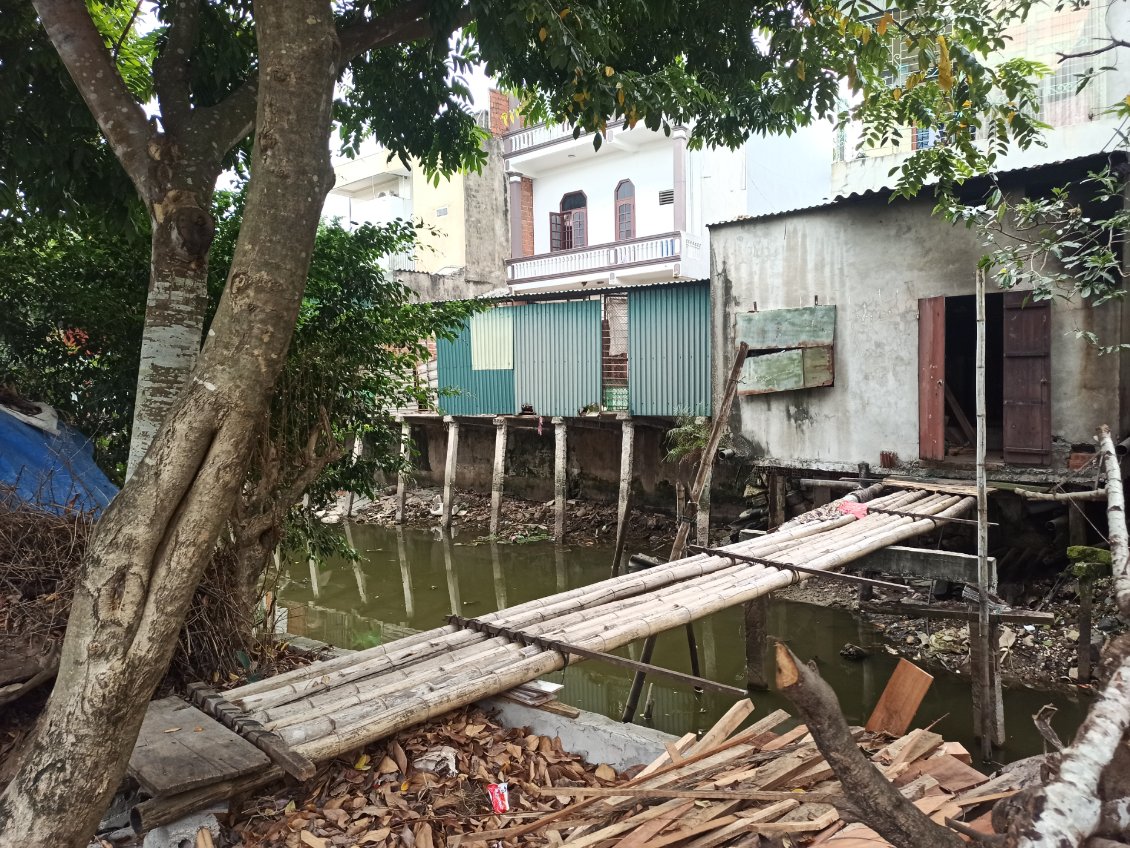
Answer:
[
  {"left": 0, "top": 3, "right": 339, "bottom": 845},
  {"left": 126, "top": 158, "right": 219, "bottom": 478}
]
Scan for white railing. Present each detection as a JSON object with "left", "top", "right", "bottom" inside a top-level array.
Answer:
[
  {"left": 506, "top": 232, "right": 683, "bottom": 282},
  {"left": 505, "top": 122, "right": 575, "bottom": 154},
  {"left": 386, "top": 252, "right": 416, "bottom": 272}
]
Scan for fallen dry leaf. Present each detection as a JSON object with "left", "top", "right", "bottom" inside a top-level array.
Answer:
[{"left": 298, "top": 830, "right": 327, "bottom": 848}]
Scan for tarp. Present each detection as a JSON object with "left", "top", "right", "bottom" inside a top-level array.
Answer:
[{"left": 0, "top": 405, "right": 118, "bottom": 517}]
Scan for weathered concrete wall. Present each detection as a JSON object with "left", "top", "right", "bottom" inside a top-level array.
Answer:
[
  {"left": 464, "top": 136, "right": 509, "bottom": 288},
  {"left": 710, "top": 178, "right": 1124, "bottom": 477}
]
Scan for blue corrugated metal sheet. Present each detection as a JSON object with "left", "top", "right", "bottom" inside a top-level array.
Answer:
[
  {"left": 628, "top": 282, "right": 711, "bottom": 416},
  {"left": 514, "top": 301, "right": 602, "bottom": 417},
  {"left": 436, "top": 322, "right": 517, "bottom": 415}
]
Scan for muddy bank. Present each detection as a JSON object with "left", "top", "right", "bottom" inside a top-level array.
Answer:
[
  {"left": 778, "top": 575, "right": 1125, "bottom": 693},
  {"left": 352, "top": 486, "right": 731, "bottom": 549}
]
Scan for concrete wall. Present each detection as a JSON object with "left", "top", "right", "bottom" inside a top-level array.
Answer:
[
  {"left": 710, "top": 181, "right": 1124, "bottom": 477},
  {"left": 413, "top": 170, "right": 466, "bottom": 273},
  {"left": 464, "top": 136, "right": 509, "bottom": 287}
]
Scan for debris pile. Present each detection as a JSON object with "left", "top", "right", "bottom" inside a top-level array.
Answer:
[
  {"left": 353, "top": 487, "right": 680, "bottom": 546},
  {"left": 226, "top": 706, "right": 624, "bottom": 847},
  {"left": 493, "top": 702, "right": 1023, "bottom": 847}
]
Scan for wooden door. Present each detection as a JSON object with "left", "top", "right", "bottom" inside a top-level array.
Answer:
[
  {"left": 1002, "top": 292, "right": 1051, "bottom": 465},
  {"left": 918, "top": 297, "right": 946, "bottom": 461}
]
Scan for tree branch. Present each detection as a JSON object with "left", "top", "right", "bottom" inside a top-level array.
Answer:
[
  {"left": 31, "top": 0, "right": 154, "bottom": 200},
  {"left": 190, "top": 75, "right": 259, "bottom": 161},
  {"left": 1098, "top": 425, "right": 1129, "bottom": 618},
  {"left": 1058, "top": 39, "right": 1130, "bottom": 63},
  {"left": 774, "top": 642, "right": 965, "bottom": 848},
  {"left": 153, "top": 0, "right": 202, "bottom": 136},
  {"left": 336, "top": 0, "right": 473, "bottom": 70}
]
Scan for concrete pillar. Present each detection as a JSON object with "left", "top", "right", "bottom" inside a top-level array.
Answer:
[
  {"left": 611, "top": 418, "right": 636, "bottom": 575},
  {"left": 490, "top": 417, "right": 508, "bottom": 537},
  {"left": 696, "top": 467, "right": 712, "bottom": 546},
  {"left": 672, "top": 126, "right": 688, "bottom": 232},
  {"left": 744, "top": 595, "right": 769, "bottom": 690},
  {"left": 440, "top": 416, "right": 459, "bottom": 530},
  {"left": 507, "top": 172, "right": 525, "bottom": 259},
  {"left": 491, "top": 543, "right": 507, "bottom": 610},
  {"left": 555, "top": 545, "right": 567, "bottom": 593},
  {"left": 553, "top": 417, "right": 567, "bottom": 542},
  {"left": 769, "top": 472, "right": 787, "bottom": 529},
  {"left": 394, "top": 418, "right": 411, "bottom": 524}
]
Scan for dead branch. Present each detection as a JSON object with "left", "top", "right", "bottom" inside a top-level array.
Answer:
[
  {"left": 774, "top": 642, "right": 965, "bottom": 848},
  {"left": 1097, "top": 426, "right": 1129, "bottom": 618},
  {"left": 1008, "top": 635, "right": 1130, "bottom": 847}
]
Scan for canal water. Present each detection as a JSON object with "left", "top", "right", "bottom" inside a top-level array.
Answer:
[{"left": 277, "top": 523, "right": 1090, "bottom": 764}]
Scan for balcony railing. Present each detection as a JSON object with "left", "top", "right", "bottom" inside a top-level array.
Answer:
[
  {"left": 504, "top": 120, "right": 625, "bottom": 156},
  {"left": 506, "top": 231, "right": 706, "bottom": 283}
]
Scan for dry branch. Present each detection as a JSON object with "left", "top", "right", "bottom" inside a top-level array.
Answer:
[
  {"left": 1097, "top": 426, "right": 1129, "bottom": 618},
  {"left": 774, "top": 642, "right": 964, "bottom": 848}
]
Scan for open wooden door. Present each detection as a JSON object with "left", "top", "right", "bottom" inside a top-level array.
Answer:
[
  {"left": 1002, "top": 292, "right": 1051, "bottom": 465},
  {"left": 919, "top": 297, "right": 946, "bottom": 461}
]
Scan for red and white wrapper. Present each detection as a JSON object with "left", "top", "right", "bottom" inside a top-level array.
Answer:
[
  {"left": 836, "top": 501, "right": 869, "bottom": 519},
  {"left": 487, "top": 782, "right": 510, "bottom": 813}
]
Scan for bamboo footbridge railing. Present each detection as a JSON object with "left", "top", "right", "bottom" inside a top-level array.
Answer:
[{"left": 208, "top": 485, "right": 972, "bottom": 768}]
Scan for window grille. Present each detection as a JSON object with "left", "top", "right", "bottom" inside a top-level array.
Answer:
[{"left": 602, "top": 294, "right": 629, "bottom": 411}]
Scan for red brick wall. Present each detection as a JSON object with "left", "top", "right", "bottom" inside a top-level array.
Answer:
[
  {"left": 520, "top": 177, "right": 534, "bottom": 256},
  {"left": 489, "top": 89, "right": 511, "bottom": 137}
]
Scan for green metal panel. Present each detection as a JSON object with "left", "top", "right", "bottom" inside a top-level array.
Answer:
[
  {"left": 513, "top": 301, "right": 602, "bottom": 416},
  {"left": 739, "top": 346, "right": 834, "bottom": 395},
  {"left": 736, "top": 305, "right": 837, "bottom": 350},
  {"left": 436, "top": 321, "right": 517, "bottom": 415},
  {"left": 628, "top": 282, "right": 711, "bottom": 416}
]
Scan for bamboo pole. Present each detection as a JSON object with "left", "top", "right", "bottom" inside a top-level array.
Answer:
[{"left": 1098, "top": 425, "right": 1129, "bottom": 617}]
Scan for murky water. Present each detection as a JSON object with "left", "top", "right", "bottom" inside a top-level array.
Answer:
[{"left": 277, "top": 523, "right": 1090, "bottom": 764}]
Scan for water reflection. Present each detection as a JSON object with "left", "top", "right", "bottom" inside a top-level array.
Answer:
[{"left": 278, "top": 523, "right": 1091, "bottom": 763}]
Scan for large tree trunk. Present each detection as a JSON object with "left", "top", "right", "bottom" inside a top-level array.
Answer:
[
  {"left": 126, "top": 183, "right": 216, "bottom": 478},
  {"left": 0, "top": 2, "right": 339, "bottom": 845}
]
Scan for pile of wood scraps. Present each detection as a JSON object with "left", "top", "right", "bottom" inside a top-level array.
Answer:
[{"left": 464, "top": 700, "right": 1013, "bottom": 848}]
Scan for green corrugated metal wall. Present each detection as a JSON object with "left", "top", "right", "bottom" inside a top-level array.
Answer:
[
  {"left": 628, "top": 282, "right": 711, "bottom": 416},
  {"left": 514, "top": 300, "right": 602, "bottom": 417},
  {"left": 436, "top": 322, "right": 517, "bottom": 415}
]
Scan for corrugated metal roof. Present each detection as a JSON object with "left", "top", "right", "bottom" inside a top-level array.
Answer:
[
  {"left": 628, "top": 283, "right": 712, "bottom": 416},
  {"left": 707, "top": 151, "right": 1120, "bottom": 229},
  {"left": 479, "top": 278, "right": 709, "bottom": 303},
  {"left": 513, "top": 300, "right": 602, "bottom": 417}
]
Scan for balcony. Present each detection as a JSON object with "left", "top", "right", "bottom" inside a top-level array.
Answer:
[
  {"left": 505, "top": 231, "right": 708, "bottom": 292},
  {"left": 504, "top": 120, "right": 664, "bottom": 176}
]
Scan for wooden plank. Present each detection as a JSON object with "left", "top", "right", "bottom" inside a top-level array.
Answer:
[
  {"left": 761, "top": 723, "right": 809, "bottom": 752},
  {"left": 129, "top": 697, "right": 271, "bottom": 797},
  {"left": 882, "top": 478, "right": 981, "bottom": 497},
  {"left": 918, "top": 296, "right": 946, "bottom": 462},
  {"left": 610, "top": 800, "right": 695, "bottom": 848},
  {"left": 688, "top": 699, "right": 755, "bottom": 754},
  {"left": 864, "top": 659, "right": 933, "bottom": 736},
  {"left": 736, "top": 305, "right": 837, "bottom": 350},
  {"left": 859, "top": 601, "right": 1052, "bottom": 626},
  {"left": 739, "top": 346, "right": 834, "bottom": 395},
  {"left": 919, "top": 754, "right": 989, "bottom": 793}
]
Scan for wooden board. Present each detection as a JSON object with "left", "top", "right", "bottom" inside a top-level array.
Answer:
[
  {"left": 129, "top": 697, "right": 271, "bottom": 796},
  {"left": 739, "top": 346, "right": 834, "bottom": 395},
  {"left": 864, "top": 659, "right": 934, "bottom": 736},
  {"left": 736, "top": 305, "right": 837, "bottom": 351},
  {"left": 881, "top": 478, "right": 983, "bottom": 497}
]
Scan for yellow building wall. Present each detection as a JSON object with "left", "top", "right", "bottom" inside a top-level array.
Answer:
[{"left": 411, "top": 170, "right": 466, "bottom": 273}]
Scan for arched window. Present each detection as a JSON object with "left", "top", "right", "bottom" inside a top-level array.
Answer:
[
  {"left": 550, "top": 191, "right": 587, "bottom": 251},
  {"left": 615, "top": 180, "right": 635, "bottom": 241}
]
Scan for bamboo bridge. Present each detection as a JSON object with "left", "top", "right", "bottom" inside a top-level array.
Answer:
[{"left": 127, "top": 483, "right": 974, "bottom": 829}]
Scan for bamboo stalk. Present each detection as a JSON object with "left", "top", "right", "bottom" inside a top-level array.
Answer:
[{"left": 1098, "top": 425, "right": 1129, "bottom": 617}]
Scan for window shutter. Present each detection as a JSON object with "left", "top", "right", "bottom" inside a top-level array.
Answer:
[
  {"left": 1002, "top": 292, "right": 1051, "bottom": 465},
  {"left": 918, "top": 296, "right": 946, "bottom": 461},
  {"left": 549, "top": 211, "right": 564, "bottom": 252}
]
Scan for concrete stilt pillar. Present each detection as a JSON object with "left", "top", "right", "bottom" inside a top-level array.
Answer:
[
  {"left": 440, "top": 416, "right": 459, "bottom": 530},
  {"left": 553, "top": 417, "right": 567, "bottom": 542},
  {"left": 490, "top": 417, "right": 508, "bottom": 537},
  {"left": 696, "top": 467, "right": 712, "bottom": 546},
  {"left": 491, "top": 543, "right": 507, "bottom": 610},
  {"left": 394, "top": 418, "right": 411, "bottom": 524},
  {"left": 441, "top": 530, "right": 462, "bottom": 615},
  {"left": 744, "top": 594, "right": 769, "bottom": 690},
  {"left": 611, "top": 418, "right": 636, "bottom": 575}
]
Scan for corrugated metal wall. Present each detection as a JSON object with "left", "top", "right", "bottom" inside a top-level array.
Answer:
[
  {"left": 628, "top": 282, "right": 711, "bottom": 416},
  {"left": 514, "top": 300, "right": 602, "bottom": 417},
  {"left": 436, "top": 323, "right": 517, "bottom": 415}
]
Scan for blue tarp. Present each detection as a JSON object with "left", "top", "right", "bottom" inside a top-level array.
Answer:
[{"left": 0, "top": 411, "right": 118, "bottom": 517}]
